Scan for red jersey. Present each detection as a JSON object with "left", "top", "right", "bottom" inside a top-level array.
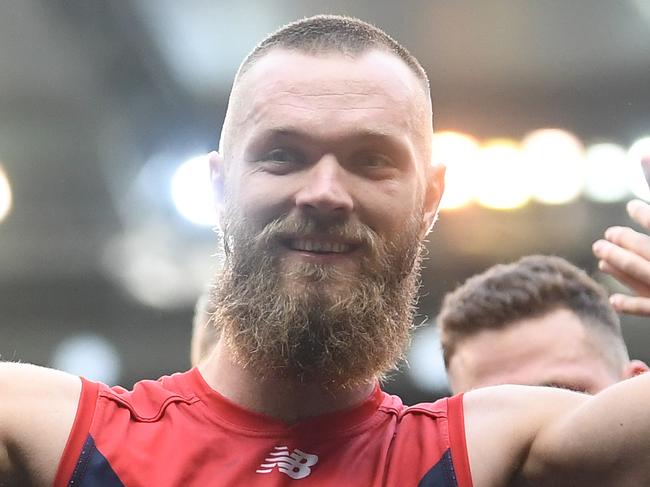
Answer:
[{"left": 54, "top": 368, "right": 472, "bottom": 486}]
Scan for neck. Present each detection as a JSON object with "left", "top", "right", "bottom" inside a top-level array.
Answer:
[{"left": 198, "top": 338, "right": 376, "bottom": 424}]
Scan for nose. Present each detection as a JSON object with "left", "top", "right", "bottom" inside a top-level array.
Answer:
[{"left": 294, "top": 154, "right": 354, "bottom": 217}]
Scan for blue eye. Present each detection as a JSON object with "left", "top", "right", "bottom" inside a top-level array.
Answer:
[
  {"left": 360, "top": 154, "right": 391, "bottom": 168},
  {"left": 265, "top": 148, "right": 301, "bottom": 164},
  {"left": 257, "top": 148, "right": 306, "bottom": 174}
]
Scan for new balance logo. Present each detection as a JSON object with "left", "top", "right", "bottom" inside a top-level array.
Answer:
[{"left": 256, "top": 446, "right": 319, "bottom": 479}]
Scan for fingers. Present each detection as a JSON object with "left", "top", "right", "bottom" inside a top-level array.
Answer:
[
  {"left": 609, "top": 293, "right": 650, "bottom": 317},
  {"left": 594, "top": 199, "right": 650, "bottom": 317},
  {"left": 600, "top": 224, "right": 650, "bottom": 262},
  {"left": 593, "top": 237, "right": 650, "bottom": 286},
  {"left": 596, "top": 259, "right": 650, "bottom": 297},
  {"left": 596, "top": 257, "right": 650, "bottom": 317},
  {"left": 627, "top": 199, "right": 650, "bottom": 231}
]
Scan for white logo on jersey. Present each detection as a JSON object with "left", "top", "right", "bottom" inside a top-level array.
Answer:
[{"left": 256, "top": 446, "right": 319, "bottom": 479}]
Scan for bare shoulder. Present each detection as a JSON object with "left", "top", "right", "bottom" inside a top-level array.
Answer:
[
  {"left": 461, "top": 384, "right": 588, "bottom": 487},
  {"left": 0, "top": 362, "right": 82, "bottom": 487},
  {"left": 0, "top": 361, "right": 81, "bottom": 396}
]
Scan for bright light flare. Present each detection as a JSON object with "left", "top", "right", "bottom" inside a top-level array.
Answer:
[
  {"left": 407, "top": 325, "right": 449, "bottom": 392},
  {"left": 102, "top": 226, "right": 206, "bottom": 310},
  {"left": 51, "top": 334, "right": 121, "bottom": 384},
  {"left": 433, "top": 132, "right": 479, "bottom": 210},
  {"left": 627, "top": 137, "right": 650, "bottom": 201},
  {"left": 474, "top": 140, "right": 531, "bottom": 210},
  {"left": 522, "top": 129, "right": 585, "bottom": 205},
  {"left": 583, "top": 143, "right": 630, "bottom": 203},
  {"left": 170, "top": 154, "right": 217, "bottom": 226},
  {"left": 0, "top": 165, "right": 12, "bottom": 223}
]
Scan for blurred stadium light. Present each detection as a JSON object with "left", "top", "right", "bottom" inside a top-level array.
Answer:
[
  {"left": 171, "top": 154, "right": 217, "bottom": 227},
  {"left": 584, "top": 143, "right": 630, "bottom": 203},
  {"left": 628, "top": 136, "right": 650, "bottom": 200},
  {"left": 0, "top": 164, "right": 12, "bottom": 223},
  {"left": 522, "top": 129, "right": 585, "bottom": 205},
  {"left": 434, "top": 131, "right": 479, "bottom": 210},
  {"left": 51, "top": 333, "right": 121, "bottom": 385},
  {"left": 474, "top": 139, "right": 531, "bottom": 210}
]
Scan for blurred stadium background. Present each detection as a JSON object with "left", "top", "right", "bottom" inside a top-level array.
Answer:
[{"left": 1, "top": 0, "right": 649, "bottom": 402}]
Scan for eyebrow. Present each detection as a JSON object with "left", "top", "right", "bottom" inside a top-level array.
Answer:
[{"left": 250, "top": 127, "right": 409, "bottom": 154}]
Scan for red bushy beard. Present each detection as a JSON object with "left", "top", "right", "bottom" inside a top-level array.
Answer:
[{"left": 211, "top": 205, "right": 425, "bottom": 389}]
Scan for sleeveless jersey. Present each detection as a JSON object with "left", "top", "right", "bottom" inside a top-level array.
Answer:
[{"left": 54, "top": 368, "right": 472, "bottom": 487}]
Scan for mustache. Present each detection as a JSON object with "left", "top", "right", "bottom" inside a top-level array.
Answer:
[{"left": 253, "top": 214, "right": 380, "bottom": 256}]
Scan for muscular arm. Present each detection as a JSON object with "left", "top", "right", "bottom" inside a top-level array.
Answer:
[
  {"left": 464, "top": 373, "right": 650, "bottom": 486},
  {"left": 0, "top": 362, "right": 81, "bottom": 487}
]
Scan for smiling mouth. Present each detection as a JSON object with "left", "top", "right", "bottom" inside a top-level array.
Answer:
[{"left": 285, "top": 238, "right": 354, "bottom": 254}]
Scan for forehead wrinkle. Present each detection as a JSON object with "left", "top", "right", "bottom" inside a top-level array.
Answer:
[
  {"left": 247, "top": 83, "right": 408, "bottom": 116},
  {"left": 234, "top": 95, "right": 414, "bottom": 145},
  {"left": 250, "top": 64, "right": 416, "bottom": 99},
  {"left": 225, "top": 51, "right": 431, "bottom": 159},
  {"left": 267, "top": 103, "right": 390, "bottom": 112}
]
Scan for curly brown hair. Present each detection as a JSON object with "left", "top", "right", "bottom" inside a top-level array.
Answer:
[{"left": 437, "top": 255, "right": 625, "bottom": 367}]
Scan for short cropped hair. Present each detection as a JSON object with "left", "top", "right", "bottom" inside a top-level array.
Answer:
[
  {"left": 437, "top": 255, "right": 626, "bottom": 367},
  {"left": 221, "top": 15, "right": 433, "bottom": 157},
  {"left": 236, "top": 15, "right": 429, "bottom": 92}
]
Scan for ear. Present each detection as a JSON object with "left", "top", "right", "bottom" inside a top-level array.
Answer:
[
  {"left": 209, "top": 151, "right": 226, "bottom": 230},
  {"left": 622, "top": 359, "right": 650, "bottom": 379},
  {"left": 420, "top": 162, "right": 446, "bottom": 238}
]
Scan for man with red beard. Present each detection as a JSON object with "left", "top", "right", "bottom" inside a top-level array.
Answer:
[{"left": 4, "top": 14, "right": 650, "bottom": 487}]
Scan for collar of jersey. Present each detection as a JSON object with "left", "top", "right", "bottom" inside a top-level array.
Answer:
[{"left": 184, "top": 367, "right": 386, "bottom": 436}]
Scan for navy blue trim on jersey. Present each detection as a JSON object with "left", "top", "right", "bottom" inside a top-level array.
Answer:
[
  {"left": 417, "top": 449, "right": 459, "bottom": 486},
  {"left": 68, "top": 435, "right": 124, "bottom": 486}
]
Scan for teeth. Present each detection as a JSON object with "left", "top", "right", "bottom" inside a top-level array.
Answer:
[{"left": 290, "top": 239, "right": 351, "bottom": 253}]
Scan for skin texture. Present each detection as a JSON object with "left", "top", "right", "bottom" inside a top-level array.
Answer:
[
  {"left": 217, "top": 49, "right": 436, "bottom": 247},
  {"left": 0, "top": 363, "right": 80, "bottom": 486},
  {"left": 4, "top": 47, "right": 650, "bottom": 487},
  {"left": 447, "top": 308, "right": 646, "bottom": 395}
]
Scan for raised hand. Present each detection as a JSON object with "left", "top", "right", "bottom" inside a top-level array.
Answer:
[{"left": 593, "top": 198, "right": 650, "bottom": 316}]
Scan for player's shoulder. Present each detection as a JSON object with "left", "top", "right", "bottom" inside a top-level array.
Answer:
[
  {"left": 0, "top": 363, "right": 82, "bottom": 487},
  {"left": 0, "top": 362, "right": 82, "bottom": 437},
  {"left": 397, "top": 395, "right": 454, "bottom": 425},
  {"left": 95, "top": 369, "right": 200, "bottom": 422},
  {"left": 0, "top": 361, "right": 81, "bottom": 399}
]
